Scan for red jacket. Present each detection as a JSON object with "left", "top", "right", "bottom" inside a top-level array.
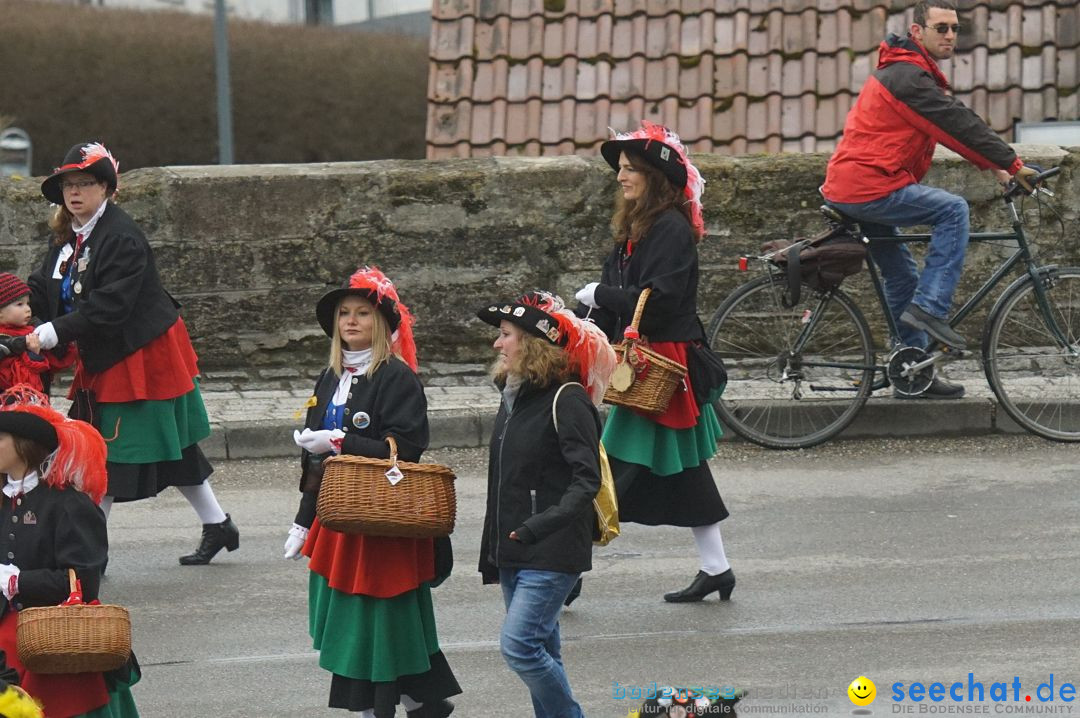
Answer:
[
  {"left": 0, "top": 324, "right": 76, "bottom": 392},
  {"left": 823, "top": 34, "right": 1023, "bottom": 204}
]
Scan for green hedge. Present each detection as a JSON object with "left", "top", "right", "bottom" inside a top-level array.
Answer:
[{"left": 0, "top": 0, "right": 428, "bottom": 175}]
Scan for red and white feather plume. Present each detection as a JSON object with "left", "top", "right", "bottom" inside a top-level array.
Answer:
[{"left": 347, "top": 266, "right": 418, "bottom": 372}]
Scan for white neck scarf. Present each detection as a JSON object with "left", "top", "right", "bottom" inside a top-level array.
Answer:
[
  {"left": 3, "top": 470, "right": 39, "bottom": 498},
  {"left": 333, "top": 348, "right": 374, "bottom": 405}
]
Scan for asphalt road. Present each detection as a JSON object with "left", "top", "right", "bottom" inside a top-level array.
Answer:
[{"left": 101, "top": 434, "right": 1080, "bottom": 717}]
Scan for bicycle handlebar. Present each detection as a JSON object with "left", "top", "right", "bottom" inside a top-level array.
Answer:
[{"left": 1004, "top": 165, "right": 1060, "bottom": 201}]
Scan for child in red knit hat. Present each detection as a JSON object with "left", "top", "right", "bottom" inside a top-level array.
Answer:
[{"left": 0, "top": 273, "right": 74, "bottom": 392}]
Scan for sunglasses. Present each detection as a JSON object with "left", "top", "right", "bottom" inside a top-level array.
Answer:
[{"left": 925, "top": 23, "right": 962, "bottom": 34}]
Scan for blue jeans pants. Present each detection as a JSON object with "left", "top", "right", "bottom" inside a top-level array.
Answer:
[
  {"left": 830, "top": 183, "right": 970, "bottom": 349},
  {"left": 499, "top": 568, "right": 584, "bottom": 718}
]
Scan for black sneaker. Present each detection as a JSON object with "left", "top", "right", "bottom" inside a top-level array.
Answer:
[
  {"left": 899, "top": 304, "right": 968, "bottom": 350},
  {"left": 894, "top": 377, "right": 966, "bottom": 400}
]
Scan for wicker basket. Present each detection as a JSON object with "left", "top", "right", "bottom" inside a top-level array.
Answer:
[
  {"left": 17, "top": 569, "right": 131, "bottom": 675},
  {"left": 602, "top": 288, "right": 688, "bottom": 414},
  {"left": 317, "top": 437, "right": 457, "bottom": 538}
]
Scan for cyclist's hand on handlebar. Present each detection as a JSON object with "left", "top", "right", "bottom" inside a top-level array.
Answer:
[
  {"left": 1014, "top": 165, "right": 1040, "bottom": 193},
  {"left": 992, "top": 168, "right": 1011, "bottom": 186}
]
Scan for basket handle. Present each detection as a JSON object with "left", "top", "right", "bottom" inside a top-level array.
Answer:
[
  {"left": 385, "top": 436, "right": 398, "bottom": 463},
  {"left": 629, "top": 287, "right": 651, "bottom": 332}
]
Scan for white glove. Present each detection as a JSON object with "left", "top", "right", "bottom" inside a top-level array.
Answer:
[
  {"left": 575, "top": 282, "right": 600, "bottom": 309},
  {"left": 33, "top": 322, "right": 58, "bottom": 351},
  {"left": 283, "top": 524, "right": 309, "bottom": 560},
  {"left": 0, "top": 564, "right": 19, "bottom": 600},
  {"left": 293, "top": 428, "right": 345, "bottom": 455}
]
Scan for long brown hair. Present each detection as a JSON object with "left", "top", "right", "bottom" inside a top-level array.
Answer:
[
  {"left": 611, "top": 148, "right": 702, "bottom": 246},
  {"left": 47, "top": 205, "right": 76, "bottom": 246}
]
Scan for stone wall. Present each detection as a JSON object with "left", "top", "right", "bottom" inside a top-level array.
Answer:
[{"left": 1, "top": 147, "right": 1076, "bottom": 371}]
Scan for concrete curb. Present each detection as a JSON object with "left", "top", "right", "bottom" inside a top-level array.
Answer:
[{"left": 205, "top": 396, "right": 1038, "bottom": 460}]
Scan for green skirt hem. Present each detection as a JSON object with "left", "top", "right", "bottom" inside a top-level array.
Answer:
[
  {"left": 601, "top": 403, "right": 722, "bottom": 476},
  {"left": 100, "top": 381, "right": 211, "bottom": 464},
  {"left": 309, "top": 572, "right": 442, "bottom": 682}
]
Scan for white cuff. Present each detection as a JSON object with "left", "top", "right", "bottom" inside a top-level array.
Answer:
[{"left": 34, "top": 322, "right": 58, "bottom": 351}]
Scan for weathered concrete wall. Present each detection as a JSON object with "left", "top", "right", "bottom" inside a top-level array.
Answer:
[{"left": 1, "top": 148, "right": 1076, "bottom": 370}]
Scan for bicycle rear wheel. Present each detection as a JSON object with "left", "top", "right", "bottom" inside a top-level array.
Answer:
[
  {"left": 983, "top": 266, "right": 1080, "bottom": 441},
  {"left": 706, "top": 274, "right": 875, "bottom": 449}
]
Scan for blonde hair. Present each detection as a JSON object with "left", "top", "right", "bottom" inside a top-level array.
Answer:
[
  {"left": 611, "top": 148, "right": 702, "bottom": 245},
  {"left": 328, "top": 295, "right": 394, "bottom": 378},
  {"left": 47, "top": 205, "right": 76, "bottom": 246},
  {"left": 491, "top": 326, "right": 570, "bottom": 389}
]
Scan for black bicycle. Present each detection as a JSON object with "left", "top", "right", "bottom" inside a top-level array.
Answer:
[{"left": 706, "top": 167, "right": 1079, "bottom": 449}]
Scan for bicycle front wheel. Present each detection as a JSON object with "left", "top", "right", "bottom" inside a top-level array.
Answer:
[
  {"left": 706, "top": 274, "right": 875, "bottom": 449},
  {"left": 984, "top": 266, "right": 1080, "bottom": 441}
]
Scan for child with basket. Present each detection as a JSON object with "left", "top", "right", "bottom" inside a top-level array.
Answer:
[
  {"left": 0, "top": 385, "right": 139, "bottom": 718},
  {"left": 284, "top": 267, "right": 459, "bottom": 718}
]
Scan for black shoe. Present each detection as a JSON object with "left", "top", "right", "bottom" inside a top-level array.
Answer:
[
  {"left": 407, "top": 699, "right": 454, "bottom": 718},
  {"left": 894, "top": 376, "right": 966, "bottom": 400},
  {"left": 179, "top": 514, "right": 239, "bottom": 565},
  {"left": 563, "top": 577, "right": 583, "bottom": 607},
  {"left": 899, "top": 304, "right": 967, "bottom": 350},
  {"left": 663, "top": 569, "right": 735, "bottom": 603}
]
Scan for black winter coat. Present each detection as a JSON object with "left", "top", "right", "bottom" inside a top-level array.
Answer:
[
  {"left": 293, "top": 356, "right": 429, "bottom": 529},
  {"left": 28, "top": 202, "right": 180, "bottom": 374},
  {"left": 479, "top": 380, "right": 600, "bottom": 583},
  {"left": 584, "top": 209, "right": 704, "bottom": 344},
  {"left": 0, "top": 484, "right": 107, "bottom": 615}
]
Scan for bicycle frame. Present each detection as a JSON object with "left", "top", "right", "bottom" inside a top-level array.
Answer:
[{"left": 785, "top": 195, "right": 1071, "bottom": 377}]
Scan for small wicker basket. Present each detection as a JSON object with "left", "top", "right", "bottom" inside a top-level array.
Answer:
[
  {"left": 17, "top": 569, "right": 131, "bottom": 675},
  {"left": 602, "top": 288, "right": 688, "bottom": 414},
  {"left": 317, "top": 437, "right": 457, "bottom": 538}
]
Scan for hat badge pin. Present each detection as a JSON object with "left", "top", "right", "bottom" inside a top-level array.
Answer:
[
  {"left": 660, "top": 147, "right": 671, "bottom": 161},
  {"left": 513, "top": 307, "right": 525, "bottom": 317},
  {"left": 352, "top": 411, "right": 371, "bottom": 429}
]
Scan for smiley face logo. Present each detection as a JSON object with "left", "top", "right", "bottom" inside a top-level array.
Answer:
[{"left": 848, "top": 676, "right": 876, "bottom": 707}]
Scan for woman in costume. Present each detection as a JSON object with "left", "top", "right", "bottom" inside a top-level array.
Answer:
[
  {"left": 0, "top": 385, "right": 140, "bottom": 717},
  {"left": 285, "top": 267, "right": 459, "bottom": 717},
  {"left": 575, "top": 121, "right": 734, "bottom": 603},
  {"left": 477, "top": 290, "right": 614, "bottom": 717},
  {"left": 28, "top": 141, "right": 238, "bottom": 566}
]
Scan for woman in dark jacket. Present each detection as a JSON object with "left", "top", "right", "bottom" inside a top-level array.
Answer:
[
  {"left": 285, "top": 266, "right": 459, "bottom": 718},
  {"left": 478, "top": 290, "right": 614, "bottom": 718},
  {"left": 0, "top": 386, "right": 140, "bottom": 717},
  {"left": 575, "top": 122, "right": 734, "bottom": 603},
  {"left": 28, "top": 142, "right": 237, "bottom": 566}
]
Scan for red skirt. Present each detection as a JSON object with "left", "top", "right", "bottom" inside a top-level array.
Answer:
[
  {"left": 632, "top": 340, "right": 700, "bottom": 429},
  {"left": 0, "top": 609, "right": 109, "bottom": 718},
  {"left": 303, "top": 517, "right": 435, "bottom": 599},
  {"left": 70, "top": 318, "right": 200, "bottom": 403}
]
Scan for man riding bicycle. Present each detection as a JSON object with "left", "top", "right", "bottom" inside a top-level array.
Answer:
[{"left": 822, "top": 0, "right": 1037, "bottom": 399}]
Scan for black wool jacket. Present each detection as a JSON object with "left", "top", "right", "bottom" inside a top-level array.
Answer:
[
  {"left": 479, "top": 380, "right": 601, "bottom": 583},
  {"left": 0, "top": 484, "right": 107, "bottom": 616},
  {"left": 28, "top": 202, "right": 180, "bottom": 374},
  {"left": 293, "top": 356, "right": 430, "bottom": 529},
  {"left": 584, "top": 209, "right": 704, "bottom": 344}
]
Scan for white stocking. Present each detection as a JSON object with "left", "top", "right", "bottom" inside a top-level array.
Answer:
[
  {"left": 691, "top": 522, "right": 731, "bottom": 575},
  {"left": 99, "top": 496, "right": 114, "bottom": 519},
  {"left": 401, "top": 694, "right": 422, "bottom": 711},
  {"left": 176, "top": 482, "right": 227, "bottom": 525}
]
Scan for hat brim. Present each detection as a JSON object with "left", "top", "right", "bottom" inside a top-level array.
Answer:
[
  {"left": 600, "top": 138, "right": 688, "bottom": 189},
  {"left": 316, "top": 287, "right": 400, "bottom": 338},
  {"left": 476, "top": 302, "right": 567, "bottom": 346},
  {"left": 41, "top": 158, "right": 117, "bottom": 206},
  {"left": 0, "top": 411, "right": 58, "bottom": 452}
]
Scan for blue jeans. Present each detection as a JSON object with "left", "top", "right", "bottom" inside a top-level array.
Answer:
[
  {"left": 499, "top": 568, "right": 584, "bottom": 718},
  {"left": 831, "top": 183, "right": 970, "bottom": 349}
]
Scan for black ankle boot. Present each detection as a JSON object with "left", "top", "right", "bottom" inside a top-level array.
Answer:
[
  {"left": 406, "top": 699, "right": 454, "bottom": 718},
  {"left": 179, "top": 514, "right": 239, "bottom": 565},
  {"left": 663, "top": 569, "right": 735, "bottom": 603}
]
